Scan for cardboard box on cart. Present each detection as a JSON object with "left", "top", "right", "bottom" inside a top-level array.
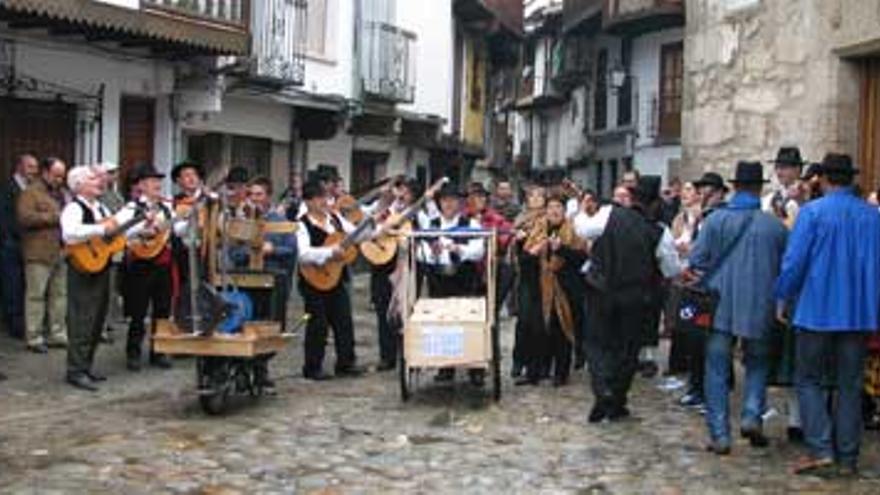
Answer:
[{"left": 404, "top": 297, "right": 492, "bottom": 368}]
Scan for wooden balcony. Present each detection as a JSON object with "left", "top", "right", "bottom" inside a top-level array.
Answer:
[
  {"left": 0, "top": 0, "right": 250, "bottom": 56},
  {"left": 246, "top": 0, "right": 306, "bottom": 86},
  {"left": 562, "top": 0, "right": 603, "bottom": 34},
  {"left": 142, "top": 0, "right": 249, "bottom": 27},
  {"left": 454, "top": 0, "right": 523, "bottom": 37},
  {"left": 603, "top": 0, "right": 684, "bottom": 35}
]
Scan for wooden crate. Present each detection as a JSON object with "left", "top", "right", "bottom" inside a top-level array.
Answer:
[
  {"left": 153, "top": 319, "right": 290, "bottom": 357},
  {"left": 404, "top": 297, "right": 491, "bottom": 368}
]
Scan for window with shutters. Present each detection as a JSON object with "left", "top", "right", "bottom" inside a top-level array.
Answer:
[{"left": 658, "top": 41, "right": 683, "bottom": 142}]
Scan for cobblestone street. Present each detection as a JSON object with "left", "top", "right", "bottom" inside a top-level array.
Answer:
[{"left": 1, "top": 276, "right": 878, "bottom": 494}]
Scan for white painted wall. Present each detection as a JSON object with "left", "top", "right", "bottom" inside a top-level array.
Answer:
[
  {"left": 302, "top": 0, "right": 356, "bottom": 99},
  {"left": 631, "top": 27, "right": 683, "bottom": 182},
  {"left": 397, "top": 0, "right": 454, "bottom": 126},
  {"left": 11, "top": 37, "right": 176, "bottom": 171},
  {"left": 305, "top": 126, "right": 354, "bottom": 187},
  {"left": 181, "top": 96, "right": 293, "bottom": 143}
]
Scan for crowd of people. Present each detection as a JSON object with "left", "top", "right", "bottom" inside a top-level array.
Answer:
[{"left": 1, "top": 144, "right": 879, "bottom": 477}]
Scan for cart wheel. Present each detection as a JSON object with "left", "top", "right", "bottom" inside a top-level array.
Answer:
[
  {"left": 198, "top": 357, "right": 232, "bottom": 415},
  {"left": 398, "top": 334, "right": 410, "bottom": 402},
  {"left": 200, "top": 389, "right": 230, "bottom": 415},
  {"left": 491, "top": 323, "right": 501, "bottom": 402}
]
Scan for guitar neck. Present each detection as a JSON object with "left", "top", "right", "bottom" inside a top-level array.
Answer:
[{"left": 339, "top": 217, "right": 374, "bottom": 250}]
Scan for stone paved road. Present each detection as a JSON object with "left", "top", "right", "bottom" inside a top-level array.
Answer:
[{"left": 1, "top": 276, "right": 879, "bottom": 494}]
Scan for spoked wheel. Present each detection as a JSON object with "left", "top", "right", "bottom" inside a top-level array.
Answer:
[
  {"left": 398, "top": 334, "right": 410, "bottom": 402},
  {"left": 197, "top": 357, "right": 232, "bottom": 415},
  {"left": 491, "top": 322, "right": 502, "bottom": 402}
]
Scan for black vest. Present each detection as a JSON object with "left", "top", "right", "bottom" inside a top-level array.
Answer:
[
  {"left": 73, "top": 197, "right": 109, "bottom": 225},
  {"left": 300, "top": 212, "right": 344, "bottom": 247}
]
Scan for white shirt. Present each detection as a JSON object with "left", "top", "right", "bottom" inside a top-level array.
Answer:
[
  {"left": 417, "top": 215, "right": 485, "bottom": 266},
  {"left": 61, "top": 195, "right": 120, "bottom": 244},
  {"left": 13, "top": 173, "right": 29, "bottom": 191},
  {"left": 566, "top": 197, "right": 580, "bottom": 218},
  {"left": 573, "top": 205, "right": 682, "bottom": 278},
  {"left": 296, "top": 212, "right": 358, "bottom": 266}
]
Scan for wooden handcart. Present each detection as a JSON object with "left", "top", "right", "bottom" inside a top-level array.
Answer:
[
  {"left": 152, "top": 194, "right": 299, "bottom": 414},
  {"left": 399, "top": 230, "right": 501, "bottom": 401},
  {"left": 154, "top": 319, "right": 293, "bottom": 414}
]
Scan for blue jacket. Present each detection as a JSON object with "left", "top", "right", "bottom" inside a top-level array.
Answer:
[
  {"left": 775, "top": 188, "right": 880, "bottom": 333},
  {"left": 689, "top": 192, "right": 788, "bottom": 339}
]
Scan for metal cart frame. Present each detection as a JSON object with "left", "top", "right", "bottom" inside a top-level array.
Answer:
[{"left": 399, "top": 229, "right": 501, "bottom": 401}]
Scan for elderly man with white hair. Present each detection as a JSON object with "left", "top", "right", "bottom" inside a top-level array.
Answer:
[{"left": 60, "top": 165, "right": 141, "bottom": 391}]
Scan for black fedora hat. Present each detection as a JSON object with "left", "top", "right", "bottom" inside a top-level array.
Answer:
[
  {"left": 316, "top": 164, "right": 341, "bottom": 182},
  {"left": 693, "top": 171, "right": 729, "bottom": 191},
  {"left": 770, "top": 147, "right": 805, "bottom": 167},
  {"left": 171, "top": 160, "right": 204, "bottom": 181},
  {"left": 436, "top": 182, "right": 464, "bottom": 200},
  {"left": 226, "top": 166, "right": 250, "bottom": 184},
  {"left": 819, "top": 153, "right": 859, "bottom": 176},
  {"left": 729, "top": 161, "right": 769, "bottom": 184},
  {"left": 130, "top": 163, "right": 165, "bottom": 183}
]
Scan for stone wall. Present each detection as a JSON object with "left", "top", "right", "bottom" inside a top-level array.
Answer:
[{"left": 681, "top": 0, "right": 880, "bottom": 180}]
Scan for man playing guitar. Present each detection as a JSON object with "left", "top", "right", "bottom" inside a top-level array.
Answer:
[
  {"left": 123, "top": 164, "right": 185, "bottom": 372},
  {"left": 296, "top": 179, "right": 366, "bottom": 380},
  {"left": 61, "top": 166, "right": 143, "bottom": 391}
]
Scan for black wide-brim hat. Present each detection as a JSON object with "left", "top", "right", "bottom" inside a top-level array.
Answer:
[
  {"left": 818, "top": 153, "right": 859, "bottom": 176},
  {"left": 317, "top": 164, "right": 341, "bottom": 182},
  {"left": 729, "top": 161, "right": 769, "bottom": 184},
  {"left": 770, "top": 146, "right": 805, "bottom": 167},
  {"left": 436, "top": 183, "right": 464, "bottom": 200},
  {"left": 693, "top": 171, "right": 729, "bottom": 191},
  {"left": 130, "top": 162, "right": 166, "bottom": 183},
  {"left": 226, "top": 166, "right": 250, "bottom": 184},
  {"left": 171, "top": 161, "right": 205, "bottom": 181}
]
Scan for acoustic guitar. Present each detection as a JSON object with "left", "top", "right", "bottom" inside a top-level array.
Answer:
[
  {"left": 126, "top": 206, "right": 185, "bottom": 260},
  {"left": 299, "top": 215, "right": 377, "bottom": 291},
  {"left": 66, "top": 205, "right": 149, "bottom": 274},
  {"left": 360, "top": 177, "right": 449, "bottom": 267}
]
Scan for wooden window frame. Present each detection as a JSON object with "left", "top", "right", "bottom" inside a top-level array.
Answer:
[{"left": 657, "top": 41, "right": 683, "bottom": 143}]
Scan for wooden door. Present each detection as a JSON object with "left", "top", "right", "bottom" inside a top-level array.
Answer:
[
  {"left": 0, "top": 97, "right": 75, "bottom": 179},
  {"left": 859, "top": 58, "right": 880, "bottom": 192},
  {"left": 119, "top": 96, "right": 155, "bottom": 190}
]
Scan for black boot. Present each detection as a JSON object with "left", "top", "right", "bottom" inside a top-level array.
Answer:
[{"left": 588, "top": 401, "right": 609, "bottom": 423}]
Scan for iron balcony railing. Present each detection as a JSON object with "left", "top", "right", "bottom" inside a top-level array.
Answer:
[
  {"left": 142, "top": 0, "right": 250, "bottom": 27},
  {"left": 360, "top": 21, "right": 417, "bottom": 104},
  {"left": 249, "top": 0, "right": 306, "bottom": 85}
]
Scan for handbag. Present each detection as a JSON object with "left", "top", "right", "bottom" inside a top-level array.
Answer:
[{"left": 675, "top": 212, "right": 756, "bottom": 332}]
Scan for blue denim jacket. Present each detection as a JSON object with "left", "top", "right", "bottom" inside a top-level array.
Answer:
[{"left": 689, "top": 192, "right": 788, "bottom": 338}]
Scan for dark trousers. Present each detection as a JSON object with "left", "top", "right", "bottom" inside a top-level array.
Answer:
[
  {"left": 586, "top": 299, "right": 645, "bottom": 409},
  {"left": 123, "top": 260, "right": 172, "bottom": 360},
  {"left": 67, "top": 266, "right": 110, "bottom": 376},
  {"left": 549, "top": 314, "right": 572, "bottom": 381},
  {"left": 245, "top": 271, "right": 290, "bottom": 327},
  {"left": 0, "top": 244, "right": 25, "bottom": 338},
  {"left": 685, "top": 329, "right": 706, "bottom": 395},
  {"left": 300, "top": 282, "right": 356, "bottom": 374},
  {"left": 796, "top": 331, "right": 867, "bottom": 466},
  {"left": 371, "top": 269, "right": 398, "bottom": 365}
]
